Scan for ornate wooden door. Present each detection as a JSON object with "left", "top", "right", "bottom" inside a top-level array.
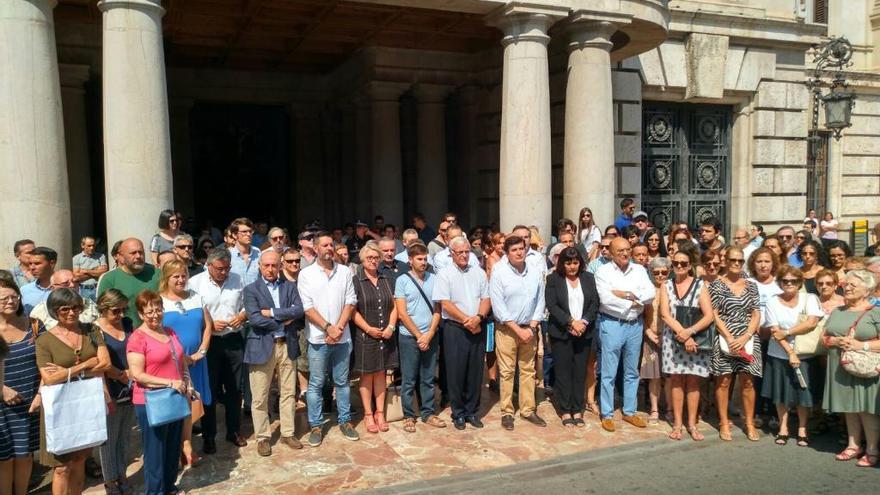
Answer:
[{"left": 641, "top": 103, "right": 731, "bottom": 235}]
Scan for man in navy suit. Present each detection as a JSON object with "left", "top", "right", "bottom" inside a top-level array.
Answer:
[{"left": 243, "top": 250, "right": 304, "bottom": 456}]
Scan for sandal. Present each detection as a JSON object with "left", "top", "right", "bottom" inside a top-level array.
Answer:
[
  {"left": 775, "top": 434, "right": 789, "bottom": 445},
  {"left": 649, "top": 410, "right": 660, "bottom": 425},
  {"left": 374, "top": 411, "right": 390, "bottom": 432},
  {"left": 86, "top": 457, "right": 103, "bottom": 478},
  {"left": 364, "top": 413, "right": 379, "bottom": 434},
  {"left": 796, "top": 436, "right": 810, "bottom": 447},
  {"left": 745, "top": 423, "right": 760, "bottom": 442},
  {"left": 562, "top": 418, "right": 575, "bottom": 428},
  {"left": 403, "top": 417, "right": 417, "bottom": 433},
  {"left": 686, "top": 425, "right": 704, "bottom": 441},
  {"left": 856, "top": 453, "right": 879, "bottom": 467},
  {"left": 668, "top": 426, "right": 683, "bottom": 441},
  {"left": 586, "top": 402, "right": 600, "bottom": 416},
  {"left": 835, "top": 447, "right": 864, "bottom": 461},
  {"left": 573, "top": 415, "right": 586, "bottom": 427},
  {"left": 718, "top": 422, "right": 732, "bottom": 442}
]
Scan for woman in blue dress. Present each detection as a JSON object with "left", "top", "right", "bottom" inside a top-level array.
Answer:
[
  {"left": 0, "top": 278, "right": 41, "bottom": 495},
  {"left": 159, "top": 260, "right": 213, "bottom": 466}
]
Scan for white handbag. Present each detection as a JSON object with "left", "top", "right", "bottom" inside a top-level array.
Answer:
[
  {"left": 719, "top": 334, "right": 755, "bottom": 361},
  {"left": 41, "top": 375, "right": 108, "bottom": 455}
]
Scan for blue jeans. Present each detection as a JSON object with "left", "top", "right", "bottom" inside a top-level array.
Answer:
[
  {"left": 79, "top": 285, "right": 97, "bottom": 302},
  {"left": 598, "top": 315, "right": 643, "bottom": 419},
  {"left": 307, "top": 340, "right": 352, "bottom": 428},
  {"left": 399, "top": 334, "right": 438, "bottom": 420},
  {"left": 134, "top": 405, "right": 182, "bottom": 495}
]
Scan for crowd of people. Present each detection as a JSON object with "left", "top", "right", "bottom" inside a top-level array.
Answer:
[{"left": 1, "top": 203, "right": 880, "bottom": 495}]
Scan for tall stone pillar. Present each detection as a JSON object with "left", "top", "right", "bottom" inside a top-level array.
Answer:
[
  {"left": 563, "top": 15, "right": 627, "bottom": 229},
  {"left": 170, "top": 98, "right": 195, "bottom": 219},
  {"left": 415, "top": 84, "right": 451, "bottom": 224},
  {"left": 60, "top": 63, "right": 94, "bottom": 247},
  {"left": 99, "top": 0, "right": 173, "bottom": 248},
  {"left": 368, "top": 82, "right": 410, "bottom": 227},
  {"left": 489, "top": 4, "right": 566, "bottom": 236},
  {"left": 0, "top": 0, "right": 72, "bottom": 268}
]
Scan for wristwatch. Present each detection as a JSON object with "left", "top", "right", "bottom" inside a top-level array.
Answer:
[
  {"left": 477, "top": 314, "right": 485, "bottom": 322},
  {"left": 322, "top": 322, "right": 331, "bottom": 331},
  {"left": 863, "top": 342, "right": 871, "bottom": 352}
]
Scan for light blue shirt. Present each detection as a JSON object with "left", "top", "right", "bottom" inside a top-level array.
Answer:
[
  {"left": 587, "top": 256, "right": 611, "bottom": 274},
  {"left": 488, "top": 260, "right": 545, "bottom": 324},
  {"left": 230, "top": 246, "right": 261, "bottom": 286},
  {"left": 394, "top": 250, "right": 409, "bottom": 264},
  {"left": 394, "top": 272, "right": 436, "bottom": 337},
  {"left": 432, "top": 247, "right": 480, "bottom": 271},
  {"left": 21, "top": 280, "right": 51, "bottom": 316},
  {"left": 432, "top": 263, "right": 489, "bottom": 320},
  {"left": 263, "top": 277, "right": 284, "bottom": 338}
]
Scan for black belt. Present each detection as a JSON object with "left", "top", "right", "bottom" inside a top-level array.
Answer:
[{"left": 598, "top": 312, "right": 640, "bottom": 324}]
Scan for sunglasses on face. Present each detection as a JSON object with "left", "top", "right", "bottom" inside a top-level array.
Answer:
[
  {"left": 816, "top": 281, "right": 835, "bottom": 287},
  {"left": 727, "top": 258, "right": 745, "bottom": 265},
  {"left": 175, "top": 244, "right": 193, "bottom": 250},
  {"left": 271, "top": 236, "right": 285, "bottom": 241},
  {"left": 779, "top": 235, "right": 792, "bottom": 240},
  {"left": 672, "top": 261, "right": 690, "bottom": 268},
  {"left": 283, "top": 258, "right": 301, "bottom": 264},
  {"left": 58, "top": 305, "right": 84, "bottom": 314},
  {"left": 704, "top": 262, "right": 719, "bottom": 268},
  {"left": 652, "top": 270, "right": 669, "bottom": 276}
]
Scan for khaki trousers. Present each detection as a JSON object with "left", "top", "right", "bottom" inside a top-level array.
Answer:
[
  {"left": 249, "top": 341, "right": 296, "bottom": 440},
  {"left": 495, "top": 324, "right": 538, "bottom": 416}
]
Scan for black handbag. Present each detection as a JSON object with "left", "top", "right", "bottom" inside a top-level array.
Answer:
[{"left": 674, "top": 279, "right": 715, "bottom": 352}]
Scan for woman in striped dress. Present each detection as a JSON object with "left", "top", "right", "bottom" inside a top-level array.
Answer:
[
  {"left": 0, "top": 278, "right": 41, "bottom": 495},
  {"left": 708, "top": 246, "right": 762, "bottom": 442}
]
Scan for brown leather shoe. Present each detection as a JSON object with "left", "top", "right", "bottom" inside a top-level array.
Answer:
[
  {"left": 622, "top": 415, "right": 648, "bottom": 428},
  {"left": 280, "top": 436, "right": 303, "bottom": 450},
  {"left": 601, "top": 418, "right": 616, "bottom": 432},
  {"left": 257, "top": 439, "right": 271, "bottom": 457}
]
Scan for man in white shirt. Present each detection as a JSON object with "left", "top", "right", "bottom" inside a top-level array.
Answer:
[
  {"left": 594, "top": 237, "right": 656, "bottom": 432},
  {"left": 188, "top": 247, "right": 248, "bottom": 452},
  {"left": 489, "top": 235, "right": 547, "bottom": 430},
  {"left": 431, "top": 225, "right": 479, "bottom": 271},
  {"left": 297, "top": 232, "right": 359, "bottom": 447}
]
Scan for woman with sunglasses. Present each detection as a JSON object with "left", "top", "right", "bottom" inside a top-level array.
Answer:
[
  {"left": 577, "top": 207, "right": 602, "bottom": 257},
  {"left": 95, "top": 289, "right": 135, "bottom": 494},
  {"left": 660, "top": 242, "right": 714, "bottom": 440},
  {"left": 798, "top": 240, "right": 829, "bottom": 295},
  {"left": 35, "top": 288, "right": 110, "bottom": 495},
  {"left": 641, "top": 257, "right": 670, "bottom": 425},
  {"left": 699, "top": 250, "right": 722, "bottom": 284},
  {"left": 149, "top": 209, "right": 181, "bottom": 266},
  {"left": 159, "top": 261, "right": 213, "bottom": 465},
  {"left": 761, "top": 266, "right": 823, "bottom": 447},
  {"left": 709, "top": 246, "right": 763, "bottom": 441}
]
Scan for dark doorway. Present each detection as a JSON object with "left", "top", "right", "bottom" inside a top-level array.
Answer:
[{"left": 190, "top": 103, "right": 291, "bottom": 228}]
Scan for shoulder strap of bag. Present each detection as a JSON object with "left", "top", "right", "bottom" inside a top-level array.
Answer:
[
  {"left": 847, "top": 309, "right": 873, "bottom": 339},
  {"left": 683, "top": 277, "right": 700, "bottom": 307},
  {"left": 405, "top": 272, "right": 434, "bottom": 312}
]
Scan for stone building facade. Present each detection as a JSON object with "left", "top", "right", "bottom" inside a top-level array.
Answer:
[{"left": 1, "top": 0, "right": 878, "bottom": 269}]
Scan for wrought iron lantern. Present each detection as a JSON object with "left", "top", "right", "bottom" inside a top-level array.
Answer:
[{"left": 806, "top": 37, "right": 855, "bottom": 140}]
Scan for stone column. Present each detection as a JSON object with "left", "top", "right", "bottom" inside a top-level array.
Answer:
[
  {"left": 99, "top": 0, "right": 173, "bottom": 248},
  {"left": 60, "top": 63, "right": 94, "bottom": 247},
  {"left": 169, "top": 98, "right": 195, "bottom": 218},
  {"left": 563, "top": 17, "right": 624, "bottom": 229},
  {"left": 489, "top": 5, "right": 566, "bottom": 236},
  {"left": 0, "top": 0, "right": 72, "bottom": 268},
  {"left": 368, "top": 82, "right": 410, "bottom": 227},
  {"left": 415, "top": 84, "right": 451, "bottom": 224}
]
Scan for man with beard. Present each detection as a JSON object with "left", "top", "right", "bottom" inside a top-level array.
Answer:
[{"left": 97, "top": 238, "right": 160, "bottom": 326}]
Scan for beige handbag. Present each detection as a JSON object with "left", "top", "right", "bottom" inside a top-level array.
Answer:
[
  {"left": 383, "top": 385, "right": 404, "bottom": 422},
  {"left": 793, "top": 301, "right": 827, "bottom": 357},
  {"left": 840, "top": 310, "right": 880, "bottom": 379}
]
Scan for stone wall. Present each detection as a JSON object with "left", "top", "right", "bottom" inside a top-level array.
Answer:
[{"left": 837, "top": 92, "right": 880, "bottom": 240}]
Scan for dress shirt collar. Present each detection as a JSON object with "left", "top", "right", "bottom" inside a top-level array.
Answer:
[
  {"left": 611, "top": 260, "right": 633, "bottom": 275},
  {"left": 262, "top": 276, "right": 282, "bottom": 288}
]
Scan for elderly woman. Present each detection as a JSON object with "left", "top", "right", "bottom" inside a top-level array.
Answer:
[
  {"left": 127, "top": 290, "right": 193, "bottom": 495},
  {"left": 351, "top": 242, "right": 399, "bottom": 433},
  {"left": 798, "top": 240, "right": 829, "bottom": 295},
  {"left": 0, "top": 279, "right": 40, "bottom": 495},
  {"left": 158, "top": 260, "right": 213, "bottom": 465},
  {"left": 95, "top": 289, "right": 135, "bottom": 494},
  {"left": 545, "top": 247, "right": 598, "bottom": 427},
  {"left": 641, "top": 257, "right": 670, "bottom": 424},
  {"left": 660, "top": 244, "right": 714, "bottom": 441},
  {"left": 35, "top": 288, "right": 110, "bottom": 495},
  {"left": 821, "top": 270, "right": 880, "bottom": 467},
  {"left": 709, "top": 246, "right": 762, "bottom": 441},
  {"left": 761, "top": 266, "right": 824, "bottom": 447},
  {"left": 149, "top": 209, "right": 180, "bottom": 266}
]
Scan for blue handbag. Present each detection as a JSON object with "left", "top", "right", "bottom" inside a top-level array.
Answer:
[{"left": 144, "top": 333, "right": 191, "bottom": 427}]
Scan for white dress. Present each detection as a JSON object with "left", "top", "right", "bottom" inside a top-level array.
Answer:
[{"left": 661, "top": 278, "right": 711, "bottom": 377}]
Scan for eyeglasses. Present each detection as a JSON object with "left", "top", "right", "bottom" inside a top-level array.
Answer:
[
  {"left": 451, "top": 250, "right": 470, "bottom": 256},
  {"left": 779, "top": 235, "right": 792, "bottom": 240},
  {"left": 364, "top": 255, "right": 380, "bottom": 261},
  {"left": 816, "top": 281, "right": 835, "bottom": 287},
  {"left": 600, "top": 244, "right": 611, "bottom": 249},
  {"left": 704, "top": 262, "right": 720, "bottom": 268},
  {"left": 142, "top": 309, "right": 164, "bottom": 317},
  {"left": 780, "top": 278, "right": 800, "bottom": 285},
  {"left": 0, "top": 295, "right": 21, "bottom": 304},
  {"left": 652, "top": 270, "right": 670, "bottom": 276},
  {"left": 109, "top": 307, "right": 126, "bottom": 315},
  {"left": 727, "top": 258, "right": 745, "bottom": 265},
  {"left": 57, "top": 305, "right": 84, "bottom": 314},
  {"left": 174, "top": 244, "right": 193, "bottom": 250},
  {"left": 796, "top": 235, "right": 806, "bottom": 240},
  {"left": 671, "top": 261, "right": 690, "bottom": 268},
  {"left": 283, "top": 258, "right": 301, "bottom": 264},
  {"left": 271, "top": 236, "right": 285, "bottom": 241}
]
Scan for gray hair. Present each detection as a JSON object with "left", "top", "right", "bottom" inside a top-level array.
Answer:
[
  {"left": 173, "top": 233, "right": 193, "bottom": 245},
  {"left": 649, "top": 257, "right": 672, "bottom": 270},
  {"left": 46, "top": 288, "right": 84, "bottom": 320},
  {"left": 845, "top": 269, "right": 877, "bottom": 293},
  {"left": 378, "top": 237, "right": 396, "bottom": 247},
  {"left": 867, "top": 256, "right": 880, "bottom": 268},
  {"left": 359, "top": 241, "right": 382, "bottom": 262},
  {"left": 205, "top": 247, "right": 231, "bottom": 265},
  {"left": 401, "top": 229, "right": 419, "bottom": 243},
  {"left": 449, "top": 236, "right": 469, "bottom": 249}
]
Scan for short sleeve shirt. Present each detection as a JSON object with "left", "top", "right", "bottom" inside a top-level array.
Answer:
[
  {"left": 394, "top": 272, "right": 436, "bottom": 337},
  {"left": 126, "top": 329, "right": 186, "bottom": 405},
  {"left": 72, "top": 252, "right": 107, "bottom": 287},
  {"left": 432, "top": 263, "right": 489, "bottom": 320},
  {"left": 765, "top": 293, "right": 824, "bottom": 359}
]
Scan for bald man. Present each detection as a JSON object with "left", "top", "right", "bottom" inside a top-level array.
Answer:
[
  {"left": 29, "top": 269, "right": 100, "bottom": 328},
  {"left": 594, "top": 237, "right": 655, "bottom": 432},
  {"left": 97, "top": 238, "right": 160, "bottom": 326}
]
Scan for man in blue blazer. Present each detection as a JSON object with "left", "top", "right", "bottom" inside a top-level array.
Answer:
[{"left": 243, "top": 250, "right": 304, "bottom": 456}]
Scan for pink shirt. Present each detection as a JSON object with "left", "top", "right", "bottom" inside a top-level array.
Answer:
[{"left": 126, "top": 328, "right": 185, "bottom": 405}]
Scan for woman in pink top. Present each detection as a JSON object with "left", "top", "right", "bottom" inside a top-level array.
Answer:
[{"left": 126, "top": 290, "right": 192, "bottom": 495}]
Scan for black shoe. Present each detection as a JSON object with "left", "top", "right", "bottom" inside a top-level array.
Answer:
[
  {"left": 501, "top": 415, "right": 515, "bottom": 430},
  {"left": 466, "top": 416, "right": 484, "bottom": 428},
  {"left": 453, "top": 417, "right": 466, "bottom": 430},
  {"left": 520, "top": 413, "right": 547, "bottom": 427},
  {"left": 203, "top": 437, "right": 217, "bottom": 455}
]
